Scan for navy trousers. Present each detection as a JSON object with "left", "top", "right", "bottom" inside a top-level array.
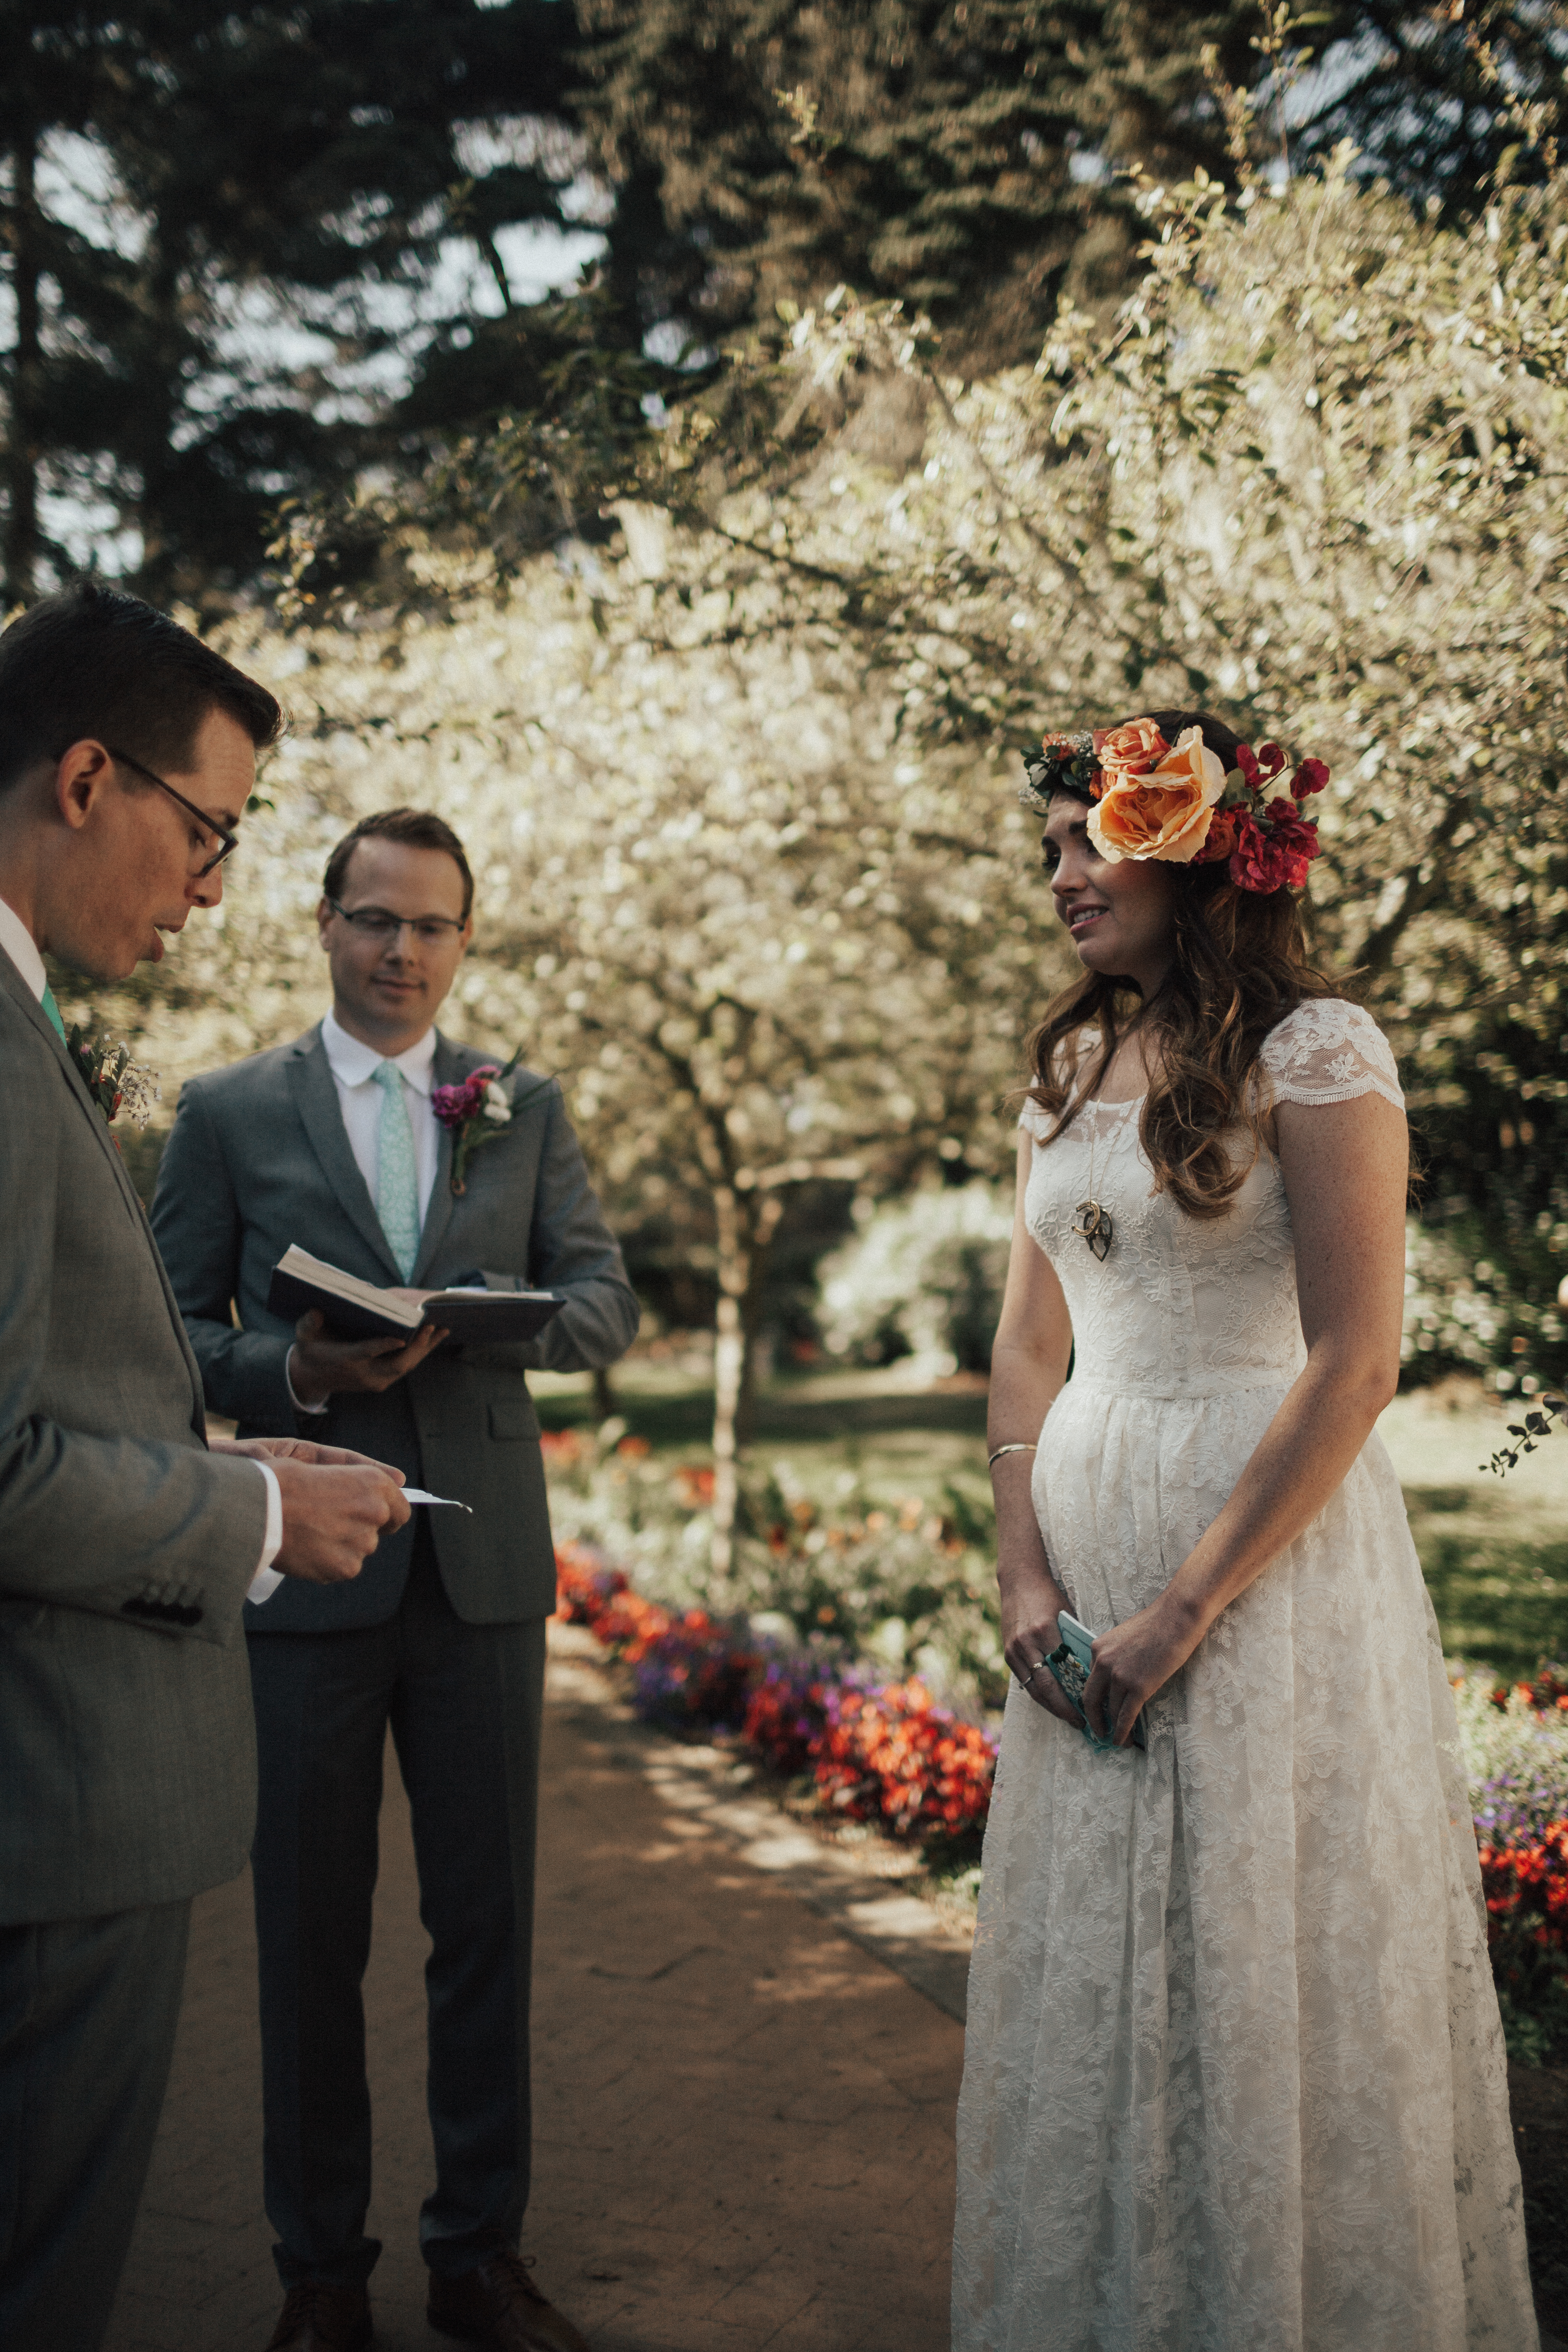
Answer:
[
  {"left": 0, "top": 1897, "right": 191, "bottom": 2352},
  {"left": 247, "top": 1529, "right": 546, "bottom": 2288}
]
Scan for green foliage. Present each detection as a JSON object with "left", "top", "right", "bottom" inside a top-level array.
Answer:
[
  {"left": 0, "top": 0, "right": 577, "bottom": 603},
  {"left": 816, "top": 1181, "right": 1014, "bottom": 1372}
]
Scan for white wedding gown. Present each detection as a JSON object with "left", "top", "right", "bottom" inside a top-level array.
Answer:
[{"left": 952, "top": 1001, "right": 1537, "bottom": 2352}]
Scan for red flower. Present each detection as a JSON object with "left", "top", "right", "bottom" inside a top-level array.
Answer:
[
  {"left": 1229, "top": 808, "right": 1319, "bottom": 894},
  {"left": 432, "top": 1065, "right": 501, "bottom": 1131},
  {"left": 1290, "top": 757, "right": 1330, "bottom": 799}
]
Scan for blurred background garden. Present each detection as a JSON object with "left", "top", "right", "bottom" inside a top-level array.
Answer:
[{"left": 8, "top": 0, "right": 1568, "bottom": 2060}]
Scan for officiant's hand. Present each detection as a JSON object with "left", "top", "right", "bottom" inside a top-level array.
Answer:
[{"left": 288, "top": 1304, "right": 448, "bottom": 1405}]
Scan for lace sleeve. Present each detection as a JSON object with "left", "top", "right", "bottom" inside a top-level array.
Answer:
[{"left": 1259, "top": 999, "right": 1404, "bottom": 1112}]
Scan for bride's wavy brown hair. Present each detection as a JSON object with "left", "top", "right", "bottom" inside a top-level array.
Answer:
[{"left": 1025, "top": 709, "right": 1340, "bottom": 1220}]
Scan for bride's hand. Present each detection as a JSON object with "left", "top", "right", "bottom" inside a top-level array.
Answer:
[
  {"left": 1000, "top": 1566, "right": 1084, "bottom": 1726},
  {"left": 1081, "top": 1594, "right": 1204, "bottom": 1748}
]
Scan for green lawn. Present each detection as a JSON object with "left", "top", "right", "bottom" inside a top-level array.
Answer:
[{"left": 535, "top": 1363, "right": 1568, "bottom": 1683}]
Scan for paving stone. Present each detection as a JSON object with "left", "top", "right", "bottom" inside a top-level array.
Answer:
[{"left": 104, "top": 1641, "right": 961, "bottom": 2352}]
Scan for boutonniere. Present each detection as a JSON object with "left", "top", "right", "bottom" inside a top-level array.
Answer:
[
  {"left": 66, "top": 1024, "right": 160, "bottom": 1140},
  {"left": 432, "top": 1050, "right": 554, "bottom": 1195}
]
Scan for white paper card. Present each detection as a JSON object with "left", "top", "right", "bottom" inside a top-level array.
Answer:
[{"left": 402, "top": 1488, "right": 473, "bottom": 1512}]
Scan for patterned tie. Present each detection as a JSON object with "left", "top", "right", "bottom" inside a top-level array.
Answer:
[
  {"left": 40, "top": 984, "right": 66, "bottom": 1041},
  {"left": 373, "top": 1060, "right": 421, "bottom": 1281}
]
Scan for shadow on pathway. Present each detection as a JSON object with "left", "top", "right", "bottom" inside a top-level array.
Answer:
[{"left": 105, "top": 1638, "right": 962, "bottom": 2352}]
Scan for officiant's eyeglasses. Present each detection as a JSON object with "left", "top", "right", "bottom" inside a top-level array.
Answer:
[
  {"left": 326, "top": 900, "right": 467, "bottom": 945},
  {"left": 106, "top": 747, "right": 240, "bottom": 876}
]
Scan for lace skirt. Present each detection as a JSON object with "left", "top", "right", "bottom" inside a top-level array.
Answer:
[{"left": 952, "top": 1380, "right": 1537, "bottom": 2352}]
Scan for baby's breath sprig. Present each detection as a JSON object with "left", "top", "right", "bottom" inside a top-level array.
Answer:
[{"left": 65, "top": 1025, "right": 162, "bottom": 1134}]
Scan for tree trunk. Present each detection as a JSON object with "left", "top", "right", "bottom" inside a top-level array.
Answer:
[
  {"left": 3, "top": 128, "right": 41, "bottom": 603},
  {"left": 709, "top": 1186, "right": 749, "bottom": 1576},
  {"left": 709, "top": 1185, "right": 783, "bottom": 1573}
]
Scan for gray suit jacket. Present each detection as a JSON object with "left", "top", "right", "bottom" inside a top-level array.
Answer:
[
  {"left": 0, "top": 953, "right": 269, "bottom": 1926},
  {"left": 152, "top": 1024, "right": 638, "bottom": 1633}
]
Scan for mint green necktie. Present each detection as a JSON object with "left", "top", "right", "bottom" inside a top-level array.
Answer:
[
  {"left": 373, "top": 1060, "right": 422, "bottom": 1281},
  {"left": 40, "top": 984, "right": 66, "bottom": 1041}
]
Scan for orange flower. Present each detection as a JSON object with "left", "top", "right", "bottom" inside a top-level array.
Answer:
[
  {"left": 1092, "top": 716, "right": 1169, "bottom": 783},
  {"left": 1087, "top": 726, "right": 1226, "bottom": 864}
]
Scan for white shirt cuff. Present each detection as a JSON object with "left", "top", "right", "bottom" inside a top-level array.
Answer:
[
  {"left": 286, "top": 1346, "right": 330, "bottom": 1417},
  {"left": 248, "top": 1462, "right": 284, "bottom": 1606}
]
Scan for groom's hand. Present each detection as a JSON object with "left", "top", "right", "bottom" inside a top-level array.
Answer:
[
  {"left": 263, "top": 1452, "right": 410, "bottom": 1584},
  {"left": 288, "top": 1306, "right": 447, "bottom": 1405}
]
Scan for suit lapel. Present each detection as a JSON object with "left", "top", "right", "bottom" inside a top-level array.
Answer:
[
  {"left": 0, "top": 954, "right": 210, "bottom": 1430},
  {"left": 0, "top": 956, "right": 152, "bottom": 1232},
  {"left": 410, "top": 1033, "right": 465, "bottom": 1282},
  {"left": 285, "top": 1027, "right": 404, "bottom": 1284}
]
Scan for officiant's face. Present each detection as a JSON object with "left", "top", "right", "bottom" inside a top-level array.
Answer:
[{"left": 318, "top": 838, "right": 473, "bottom": 1052}]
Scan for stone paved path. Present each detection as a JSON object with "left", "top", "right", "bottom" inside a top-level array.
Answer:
[{"left": 105, "top": 1640, "right": 963, "bottom": 2352}]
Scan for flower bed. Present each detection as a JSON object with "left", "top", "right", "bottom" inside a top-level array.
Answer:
[
  {"left": 554, "top": 1542, "right": 997, "bottom": 1856},
  {"left": 557, "top": 1532, "right": 1568, "bottom": 2047}
]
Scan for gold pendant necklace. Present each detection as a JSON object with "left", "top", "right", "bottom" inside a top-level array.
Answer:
[{"left": 1072, "top": 1105, "right": 1114, "bottom": 1261}]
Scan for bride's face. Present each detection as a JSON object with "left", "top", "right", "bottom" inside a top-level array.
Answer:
[{"left": 1042, "top": 796, "right": 1178, "bottom": 997}]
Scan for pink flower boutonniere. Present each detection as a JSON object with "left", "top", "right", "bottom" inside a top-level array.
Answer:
[
  {"left": 66, "top": 1024, "right": 160, "bottom": 1143},
  {"left": 431, "top": 1050, "right": 553, "bottom": 1194}
]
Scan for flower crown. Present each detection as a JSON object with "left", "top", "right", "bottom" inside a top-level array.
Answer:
[{"left": 1020, "top": 716, "right": 1329, "bottom": 894}]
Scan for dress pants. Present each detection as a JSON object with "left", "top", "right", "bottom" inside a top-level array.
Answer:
[
  {"left": 247, "top": 1526, "right": 546, "bottom": 2288},
  {"left": 0, "top": 1896, "right": 191, "bottom": 2352}
]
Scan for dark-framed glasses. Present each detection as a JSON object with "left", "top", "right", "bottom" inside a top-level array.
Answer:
[
  {"left": 326, "top": 900, "right": 467, "bottom": 946},
  {"left": 106, "top": 745, "right": 240, "bottom": 877}
]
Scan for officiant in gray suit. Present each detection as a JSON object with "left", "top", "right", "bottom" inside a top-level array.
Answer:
[
  {"left": 0, "top": 585, "right": 410, "bottom": 2352},
  {"left": 153, "top": 807, "right": 637, "bottom": 2352}
]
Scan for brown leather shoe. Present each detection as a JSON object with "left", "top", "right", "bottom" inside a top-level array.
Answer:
[
  {"left": 264, "top": 2280, "right": 373, "bottom": 2351},
  {"left": 427, "top": 2251, "right": 592, "bottom": 2352}
]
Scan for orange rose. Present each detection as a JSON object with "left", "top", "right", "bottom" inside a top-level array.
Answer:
[
  {"left": 1092, "top": 715, "right": 1169, "bottom": 785},
  {"left": 1086, "top": 726, "right": 1226, "bottom": 864}
]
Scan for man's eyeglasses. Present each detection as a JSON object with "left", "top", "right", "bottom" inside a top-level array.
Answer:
[
  {"left": 326, "top": 900, "right": 468, "bottom": 946},
  {"left": 106, "top": 745, "right": 239, "bottom": 877}
]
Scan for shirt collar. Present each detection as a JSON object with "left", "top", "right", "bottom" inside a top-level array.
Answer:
[
  {"left": 321, "top": 1007, "right": 438, "bottom": 1096},
  {"left": 0, "top": 894, "right": 47, "bottom": 1002}
]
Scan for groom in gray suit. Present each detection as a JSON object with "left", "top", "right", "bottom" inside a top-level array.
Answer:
[
  {"left": 0, "top": 584, "right": 411, "bottom": 2352},
  {"left": 153, "top": 807, "right": 637, "bottom": 2352}
]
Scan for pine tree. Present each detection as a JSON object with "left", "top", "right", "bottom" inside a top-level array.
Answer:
[
  {"left": 575, "top": 0, "right": 1124, "bottom": 373},
  {"left": 0, "top": 0, "right": 577, "bottom": 604}
]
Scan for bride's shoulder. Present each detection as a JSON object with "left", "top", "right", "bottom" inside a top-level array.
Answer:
[
  {"left": 1017, "top": 1024, "right": 1099, "bottom": 1142},
  {"left": 1258, "top": 998, "right": 1404, "bottom": 1112}
]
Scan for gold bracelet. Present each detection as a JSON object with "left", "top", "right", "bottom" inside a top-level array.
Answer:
[{"left": 987, "top": 1442, "right": 1037, "bottom": 1468}]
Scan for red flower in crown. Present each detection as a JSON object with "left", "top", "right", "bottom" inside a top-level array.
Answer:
[{"left": 1228, "top": 808, "right": 1319, "bottom": 894}]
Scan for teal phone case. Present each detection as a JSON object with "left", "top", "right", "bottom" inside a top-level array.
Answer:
[{"left": 1043, "top": 1610, "right": 1147, "bottom": 1753}]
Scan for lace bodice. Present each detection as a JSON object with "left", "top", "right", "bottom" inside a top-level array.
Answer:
[{"left": 1018, "top": 999, "right": 1403, "bottom": 1400}]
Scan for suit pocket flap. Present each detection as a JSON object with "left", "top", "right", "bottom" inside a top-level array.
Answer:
[{"left": 487, "top": 1396, "right": 541, "bottom": 1442}]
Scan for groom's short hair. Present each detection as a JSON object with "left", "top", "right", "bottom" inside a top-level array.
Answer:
[{"left": 0, "top": 579, "right": 282, "bottom": 794}]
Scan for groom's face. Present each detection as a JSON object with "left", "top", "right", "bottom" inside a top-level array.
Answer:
[{"left": 47, "top": 706, "right": 255, "bottom": 982}]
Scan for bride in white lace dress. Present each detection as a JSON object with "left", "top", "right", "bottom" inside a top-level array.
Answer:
[{"left": 952, "top": 713, "right": 1537, "bottom": 2351}]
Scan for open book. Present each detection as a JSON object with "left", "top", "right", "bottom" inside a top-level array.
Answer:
[{"left": 266, "top": 1244, "right": 565, "bottom": 1346}]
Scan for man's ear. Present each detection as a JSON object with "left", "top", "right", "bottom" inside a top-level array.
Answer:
[
  {"left": 53, "top": 740, "right": 115, "bottom": 834},
  {"left": 316, "top": 896, "right": 335, "bottom": 949}
]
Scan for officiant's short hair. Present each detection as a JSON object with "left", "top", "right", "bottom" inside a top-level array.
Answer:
[
  {"left": 323, "top": 810, "right": 475, "bottom": 922},
  {"left": 0, "top": 580, "right": 282, "bottom": 794}
]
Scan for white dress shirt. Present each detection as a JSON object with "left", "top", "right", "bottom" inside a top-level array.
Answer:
[
  {"left": 320, "top": 1007, "right": 441, "bottom": 1223},
  {"left": 0, "top": 893, "right": 282, "bottom": 1602}
]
